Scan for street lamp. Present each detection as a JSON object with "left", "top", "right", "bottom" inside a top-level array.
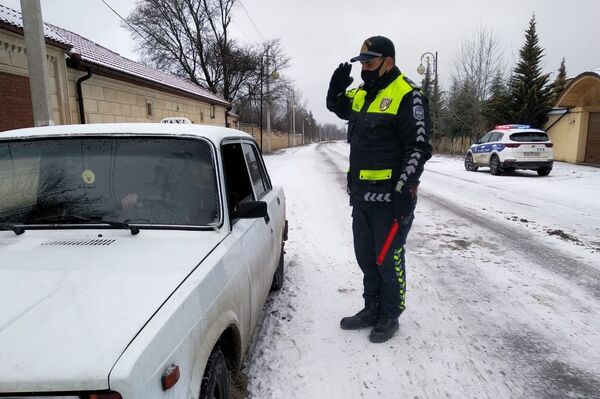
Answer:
[{"left": 417, "top": 51, "right": 439, "bottom": 141}]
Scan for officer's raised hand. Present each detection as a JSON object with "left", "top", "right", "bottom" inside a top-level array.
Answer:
[
  {"left": 329, "top": 62, "right": 354, "bottom": 97},
  {"left": 393, "top": 182, "right": 419, "bottom": 222}
]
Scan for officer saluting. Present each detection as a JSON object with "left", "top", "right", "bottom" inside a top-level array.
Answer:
[{"left": 326, "top": 36, "right": 433, "bottom": 343}]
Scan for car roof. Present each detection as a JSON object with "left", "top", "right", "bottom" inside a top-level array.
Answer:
[{"left": 0, "top": 123, "right": 253, "bottom": 145}]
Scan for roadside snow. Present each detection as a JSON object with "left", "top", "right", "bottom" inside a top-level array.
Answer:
[{"left": 245, "top": 143, "right": 600, "bottom": 399}]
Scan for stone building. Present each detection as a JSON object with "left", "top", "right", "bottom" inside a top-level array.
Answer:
[
  {"left": 0, "top": 4, "right": 235, "bottom": 132},
  {"left": 545, "top": 69, "right": 600, "bottom": 165}
]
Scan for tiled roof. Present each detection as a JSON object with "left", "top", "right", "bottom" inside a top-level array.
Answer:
[
  {"left": 0, "top": 3, "right": 69, "bottom": 47},
  {"left": 0, "top": 4, "right": 228, "bottom": 106}
]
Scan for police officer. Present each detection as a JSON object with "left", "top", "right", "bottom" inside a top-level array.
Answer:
[{"left": 326, "top": 36, "right": 432, "bottom": 343}]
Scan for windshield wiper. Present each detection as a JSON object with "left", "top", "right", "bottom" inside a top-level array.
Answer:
[
  {"left": 0, "top": 223, "right": 25, "bottom": 235},
  {"left": 25, "top": 214, "right": 140, "bottom": 235}
]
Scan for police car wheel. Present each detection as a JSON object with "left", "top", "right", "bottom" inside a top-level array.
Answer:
[
  {"left": 490, "top": 155, "right": 502, "bottom": 175},
  {"left": 464, "top": 153, "right": 478, "bottom": 172},
  {"left": 537, "top": 167, "right": 552, "bottom": 176}
]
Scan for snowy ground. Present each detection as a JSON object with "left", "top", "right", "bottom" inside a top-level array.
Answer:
[{"left": 243, "top": 142, "right": 600, "bottom": 399}]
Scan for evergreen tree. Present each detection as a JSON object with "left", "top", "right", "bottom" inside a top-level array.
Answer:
[
  {"left": 507, "top": 15, "right": 553, "bottom": 128},
  {"left": 551, "top": 58, "right": 568, "bottom": 104},
  {"left": 484, "top": 70, "right": 511, "bottom": 127}
]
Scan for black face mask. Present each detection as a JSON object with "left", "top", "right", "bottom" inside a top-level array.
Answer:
[{"left": 361, "top": 60, "right": 385, "bottom": 88}]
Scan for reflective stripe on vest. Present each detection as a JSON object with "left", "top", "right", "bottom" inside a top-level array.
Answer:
[
  {"left": 347, "top": 74, "right": 415, "bottom": 115},
  {"left": 359, "top": 169, "right": 392, "bottom": 180}
]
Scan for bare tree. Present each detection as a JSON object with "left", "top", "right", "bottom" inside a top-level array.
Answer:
[
  {"left": 126, "top": 0, "right": 258, "bottom": 102},
  {"left": 452, "top": 25, "right": 506, "bottom": 102},
  {"left": 445, "top": 25, "right": 506, "bottom": 139}
]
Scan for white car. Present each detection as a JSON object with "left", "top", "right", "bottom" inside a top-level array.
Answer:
[
  {"left": 0, "top": 123, "right": 287, "bottom": 399},
  {"left": 464, "top": 124, "right": 554, "bottom": 176}
]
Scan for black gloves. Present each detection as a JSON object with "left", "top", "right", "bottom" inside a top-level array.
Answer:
[
  {"left": 393, "top": 182, "right": 419, "bottom": 221},
  {"left": 329, "top": 62, "right": 354, "bottom": 97}
]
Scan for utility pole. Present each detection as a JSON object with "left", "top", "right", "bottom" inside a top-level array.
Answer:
[
  {"left": 291, "top": 98, "right": 296, "bottom": 147},
  {"left": 21, "top": 0, "right": 53, "bottom": 126},
  {"left": 264, "top": 50, "right": 273, "bottom": 153}
]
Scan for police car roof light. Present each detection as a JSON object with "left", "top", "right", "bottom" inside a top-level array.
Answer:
[{"left": 495, "top": 124, "right": 531, "bottom": 130}]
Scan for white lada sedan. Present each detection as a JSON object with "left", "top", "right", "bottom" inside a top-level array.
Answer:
[
  {"left": 464, "top": 124, "right": 554, "bottom": 176},
  {"left": 0, "top": 123, "right": 287, "bottom": 399}
]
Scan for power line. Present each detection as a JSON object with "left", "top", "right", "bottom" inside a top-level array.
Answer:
[
  {"left": 237, "top": 0, "right": 265, "bottom": 42},
  {"left": 97, "top": 0, "right": 145, "bottom": 40}
]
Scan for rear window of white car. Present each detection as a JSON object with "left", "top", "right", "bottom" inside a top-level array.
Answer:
[{"left": 509, "top": 132, "right": 549, "bottom": 142}]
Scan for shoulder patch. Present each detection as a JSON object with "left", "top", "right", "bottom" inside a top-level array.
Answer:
[{"left": 413, "top": 105, "right": 425, "bottom": 120}]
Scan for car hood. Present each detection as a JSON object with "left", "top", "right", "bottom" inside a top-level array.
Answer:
[{"left": 0, "top": 229, "right": 222, "bottom": 393}]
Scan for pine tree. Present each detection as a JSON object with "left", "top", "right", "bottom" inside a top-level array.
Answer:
[
  {"left": 551, "top": 58, "right": 568, "bottom": 104},
  {"left": 506, "top": 15, "right": 553, "bottom": 128},
  {"left": 484, "top": 70, "right": 511, "bottom": 127}
]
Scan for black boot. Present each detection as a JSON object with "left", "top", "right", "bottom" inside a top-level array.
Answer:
[
  {"left": 340, "top": 305, "right": 380, "bottom": 330},
  {"left": 369, "top": 317, "right": 399, "bottom": 343}
]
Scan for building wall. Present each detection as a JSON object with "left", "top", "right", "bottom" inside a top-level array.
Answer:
[
  {"left": 1, "top": 29, "right": 228, "bottom": 132},
  {"left": 0, "top": 70, "right": 33, "bottom": 130},
  {"left": 545, "top": 106, "right": 600, "bottom": 164},
  {"left": 0, "top": 29, "right": 67, "bottom": 130},
  {"left": 68, "top": 71, "right": 227, "bottom": 126}
]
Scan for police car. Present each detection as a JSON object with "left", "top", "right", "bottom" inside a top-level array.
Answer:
[{"left": 464, "top": 125, "right": 554, "bottom": 176}]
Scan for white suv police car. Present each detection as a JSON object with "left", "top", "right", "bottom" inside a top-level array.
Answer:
[{"left": 464, "top": 124, "right": 554, "bottom": 176}]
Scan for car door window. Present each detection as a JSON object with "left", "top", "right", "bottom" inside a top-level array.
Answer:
[
  {"left": 222, "top": 143, "right": 254, "bottom": 218},
  {"left": 489, "top": 132, "right": 502, "bottom": 142},
  {"left": 478, "top": 132, "right": 492, "bottom": 143},
  {"left": 242, "top": 143, "right": 271, "bottom": 200}
]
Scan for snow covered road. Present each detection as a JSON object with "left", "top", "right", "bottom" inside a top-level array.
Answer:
[{"left": 244, "top": 142, "right": 600, "bottom": 399}]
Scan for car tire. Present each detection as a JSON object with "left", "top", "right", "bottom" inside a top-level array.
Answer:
[
  {"left": 537, "top": 166, "right": 552, "bottom": 176},
  {"left": 270, "top": 244, "right": 285, "bottom": 292},
  {"left": 200, "top": 347, "right": 230, "bottom": 399},
  {"left": 464, "top": 153, "right": 478, "bottom": 171},
  {"left": 490, "top": 155, "right": 502, "bottom": 175}
]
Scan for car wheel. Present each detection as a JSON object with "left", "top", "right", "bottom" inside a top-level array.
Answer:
[
  {"left": 464, "top": 153, "right": 478, "bottom": 171},
  {"left": 270, "top": 244, "right": 285, "bottom": 292},
  {"left": 490, "top": 155, "right": 502, "bottom": 175},
  {"left": 200, "top": 348, "right": 230, "bottom": 399},
  {"left": 537, "top": 166, "right": 552, "bottom": 176}
]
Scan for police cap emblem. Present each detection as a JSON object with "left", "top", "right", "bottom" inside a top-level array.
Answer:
[{"left": 379, "top": 98, "right": 392, "bottom": 111}]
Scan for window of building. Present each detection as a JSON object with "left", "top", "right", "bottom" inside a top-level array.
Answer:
[{"left": 146, "top": 99, "right": 154, "bottom": 117}]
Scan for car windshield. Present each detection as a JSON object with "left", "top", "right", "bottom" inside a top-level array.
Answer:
[
  {"left": 509, "top": 132, "right": 549, "bottom": 142},
  {"left": 0, "top": 136, "right": 219, "bottom": 227}
]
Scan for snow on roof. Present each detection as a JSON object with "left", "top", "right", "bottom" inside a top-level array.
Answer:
[
  {"left": 0, "top": 4, "right": 228, "bottom": 106},
  {"left": 0, "top": 3, "right": 69, "bottom": 47}
]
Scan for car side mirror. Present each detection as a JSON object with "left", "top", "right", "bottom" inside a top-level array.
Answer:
[{"left": 234, "top": 200, "right": 267, "bottom": 219}]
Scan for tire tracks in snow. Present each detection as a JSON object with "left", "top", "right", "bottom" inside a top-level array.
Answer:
[{"left": 419, "top": 190, "right": 600, "bottom": 300}]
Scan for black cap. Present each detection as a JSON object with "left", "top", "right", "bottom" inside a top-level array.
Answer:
[{"left": 350, "top": 36, "right": 395, "bottom": 63}]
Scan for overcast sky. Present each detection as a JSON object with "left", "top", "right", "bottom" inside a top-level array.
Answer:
[{"left": 2, "top": 0, "right": 599, "bottom": 127}]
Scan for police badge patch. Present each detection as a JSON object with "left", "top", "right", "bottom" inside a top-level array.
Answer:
[
  {"left": 379, "top": 98, "right": 392, "bottom": 111},
  {"left": 413, "top": 105, "right": 425, "bottom": 120}
]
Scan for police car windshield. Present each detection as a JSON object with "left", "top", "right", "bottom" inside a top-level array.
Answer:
[
  {"left": 509, "top": 132, "right": 549, "bottom": 142},
  {"left": 0, "top": 137, "right": 219, "bottom": 227}
]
